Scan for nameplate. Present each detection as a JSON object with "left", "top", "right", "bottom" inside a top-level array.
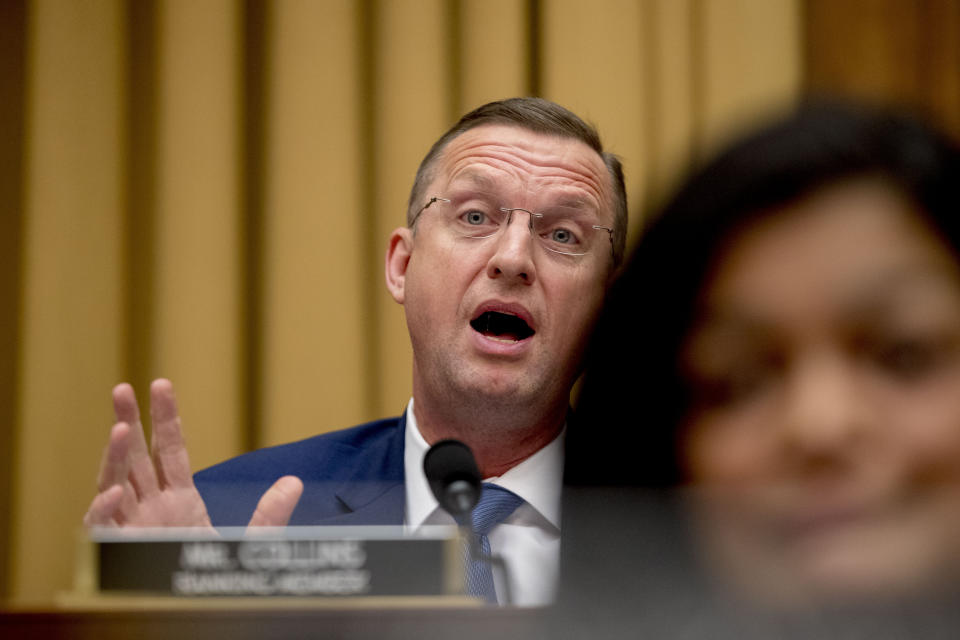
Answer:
[{"left": 87, "top": 526, "right": 463, "bottom": 598}]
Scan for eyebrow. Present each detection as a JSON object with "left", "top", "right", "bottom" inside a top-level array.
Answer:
[
  {"left": 694, "top": 263, "right": 960, "bottom": 332},
  {"left": 548, "top": 198, "right": 592, "bottom": 211},
  {"left": 843, "top": 266, "right": 960, "bottom": 318}
]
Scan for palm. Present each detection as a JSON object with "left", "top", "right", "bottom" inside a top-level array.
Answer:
[{"left": 110, "top": 483, "right": 213, "bottom": 528}]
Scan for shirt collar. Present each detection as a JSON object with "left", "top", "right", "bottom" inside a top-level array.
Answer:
[{"left": 403, "top": 398, "right": 565, "bottom": 530}]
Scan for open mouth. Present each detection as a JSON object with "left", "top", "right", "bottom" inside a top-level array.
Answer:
[{"left": 470, "top": 311, "right": 535, "bottom": 342}]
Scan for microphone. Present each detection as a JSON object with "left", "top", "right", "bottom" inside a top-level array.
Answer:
[
  {"left": 422, "top": 439, "right": 514, "bottom": 605},
  {"left": 423, "top": 439, "right": 481, "bottom": 516}
]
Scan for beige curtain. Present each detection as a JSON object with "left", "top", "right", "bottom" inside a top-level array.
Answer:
[{"left": 2, "top": 0, "right": 801, "bottom": 605}]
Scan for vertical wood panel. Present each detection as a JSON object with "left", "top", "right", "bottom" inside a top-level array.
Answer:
[
  {"left": 0, "top": 0, "right": 27, "bottom": 601},
  {"left": 698, "top": 0, "right": 802, "bottom": 151},
  {"left": 643, "top": 0, "right": 697, "bottom": 212},
  {"left": 152, "top": 0, "right": 243, "bottom": 468},
  {"left": 459, "top": 0, "right": 530, "bottom": 109},
  {"left": 920, "top": 0, "right": 960, "bottom": 135},
  {"left": 372, "top": 0, "right": 450, "bottom": 417},
  {"left": 124, "top": 0, "right": 159, "bottom": 435},
  {"left": 260, "top": 0, "right": 367, "bottom": 445},
  {"left": 240, "top": 0, "right": 267, "bottom": 454},
  {"left": 805, "top": 0, "right": 920, "bottom": 101},
  {"left": 13, "top": 0, "right": 126, "bottom": 603},
  {"left": 805, "top": 0, "right": 960, "bottom": 139},
  {"left": 541, "top": 0, "right": 646, "bottom": 241}
]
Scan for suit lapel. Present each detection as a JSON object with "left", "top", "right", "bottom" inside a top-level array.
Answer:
[
  {"left": 326, "top": 411, "right": 407, "bottom": 525},
  {"left": 322, "top": 483, "right": 406, "bottom": 525}
]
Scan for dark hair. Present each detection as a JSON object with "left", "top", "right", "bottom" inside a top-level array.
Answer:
[
  {"left": 407, "top": 97, "right": 628, "bottom": 266},
  {"left": 568, "top": 100, "right": 960, "bottom": 487}
]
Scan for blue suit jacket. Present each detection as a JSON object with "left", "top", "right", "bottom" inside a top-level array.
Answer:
[{"left": 194, "top": 414, "right": 407, "bottom": 527}]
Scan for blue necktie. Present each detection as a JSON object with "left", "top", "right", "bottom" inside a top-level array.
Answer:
[{"left": 462, "top": 483, "right": 524, "bottom": 603}]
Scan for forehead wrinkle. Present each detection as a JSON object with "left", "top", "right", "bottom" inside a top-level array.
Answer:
[
  {"left": 444, "top": 170, "right": 502, "bottom": 196},
  {"left": 447, "top": 170, "right": 597, "bottom": 212},
  {"left": 440, "top": 143, "right": 610, "bottom": 218}
]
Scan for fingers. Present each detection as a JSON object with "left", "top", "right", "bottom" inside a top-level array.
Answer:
[
  {"left": 113, "top": 383, "right": 158, "bottom": 498},
  {"left": 96, "top": 422, "right": 132, "bottom": 493},
  {"left": 149, "top": 379, "right": 195, "bottom": 490},
  {"left": 113, "top": 383, "right": 148, "bottom": 456},
  {"left": 247, "top": 476, "right": 304, "bottom": 528},
  {"left": 89, "top": 379, "right": 216, "bottom": 530},
  {"left": 83, "top": 484, "right": 125, "bottom": 528}
]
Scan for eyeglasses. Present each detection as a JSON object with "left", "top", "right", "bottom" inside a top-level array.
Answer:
[{"left": 412, "top": 195, "right": 614, "bottom": 257}]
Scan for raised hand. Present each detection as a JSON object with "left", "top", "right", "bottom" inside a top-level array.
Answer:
[{"left": 83, "top": 379, "right": 303, "bottom": 529}]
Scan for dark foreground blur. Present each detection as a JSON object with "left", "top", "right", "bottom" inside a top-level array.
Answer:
[{"left": 552, "top": 486, "right": 960, "bottom": 640}]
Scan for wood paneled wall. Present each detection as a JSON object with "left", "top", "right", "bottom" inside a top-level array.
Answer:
[
  {"left": 4, "top": 0, "right": 804, "bottom": 604},
  {"left": 805, "top": 0, "right": 960, "bottom": 138}
]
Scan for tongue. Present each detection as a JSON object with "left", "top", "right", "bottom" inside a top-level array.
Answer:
[{"left": 485, "top": 328, "right": 520, "bottom": 341}]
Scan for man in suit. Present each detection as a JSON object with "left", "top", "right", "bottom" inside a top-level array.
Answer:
[{"left": 83, "top": 97, "right": 627, "bottom": 605}]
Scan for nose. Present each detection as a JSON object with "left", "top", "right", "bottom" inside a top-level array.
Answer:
[
  {"left": 780, "top": 353, "right": 868, "bottom": 466},
  {"left": 486, "top": 209, "right": 537, "bottom": 285}
]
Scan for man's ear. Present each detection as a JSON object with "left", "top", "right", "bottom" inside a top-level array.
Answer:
[{"left": 384, "top": 227, "right": 413, "bottom": 304}]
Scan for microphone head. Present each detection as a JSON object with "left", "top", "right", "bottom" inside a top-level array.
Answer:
[{"left": 423, "top": 439, "right": 482, "bottom": 517}]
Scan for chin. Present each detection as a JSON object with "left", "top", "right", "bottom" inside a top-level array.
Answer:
[{"left": 461, "top": 378, "right": 534, "bottom": 403}]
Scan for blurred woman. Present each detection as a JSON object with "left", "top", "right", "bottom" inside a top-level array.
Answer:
[{"left": 568, "top": 101, "right": 960, "bottom": 614}]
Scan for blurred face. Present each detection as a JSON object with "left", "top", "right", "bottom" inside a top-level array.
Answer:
[
  {"left": 680, "top": 179, "right": 960, "bottom": 607},
  {"left": 388, "top": 124, "right": 615, "bottom": 424}
]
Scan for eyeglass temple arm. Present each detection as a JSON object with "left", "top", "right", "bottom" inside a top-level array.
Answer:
[{"left": 411, "top": 196, "right": 451, "bottom": 226}]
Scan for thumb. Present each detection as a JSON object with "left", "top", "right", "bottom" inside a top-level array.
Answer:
[{"left": 246, "top": 475, "right": 304, "bottom": 528}]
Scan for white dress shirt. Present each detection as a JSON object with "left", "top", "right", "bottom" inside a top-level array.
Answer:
[{"left": 403, "top": 399, "right": 563, "bottom": 607}]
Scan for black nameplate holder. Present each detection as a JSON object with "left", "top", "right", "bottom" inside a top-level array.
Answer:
[{"left": 85, "top": 526, "right": 464, "bottom": 598}]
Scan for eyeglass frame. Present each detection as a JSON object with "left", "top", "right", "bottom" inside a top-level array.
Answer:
[{"left": 410, "top": 195, "right": 615, "bottom": 258}]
